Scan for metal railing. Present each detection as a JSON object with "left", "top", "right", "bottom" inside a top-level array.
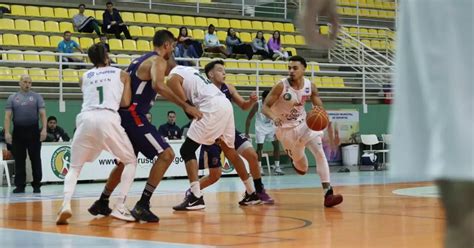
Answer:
[
  {"left": 0, "top": 50, "right": 393, "bottom": 113},
  {"left": 85, "top": 0, "right": 289, "bottom": 19}
]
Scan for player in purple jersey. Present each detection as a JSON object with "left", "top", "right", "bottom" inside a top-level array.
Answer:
[
  {"left": 88, "top": 30, "right": 202, "bottom": 222},
  {"left": 197, "top": 60, "right": 275, "bottom": 204}
]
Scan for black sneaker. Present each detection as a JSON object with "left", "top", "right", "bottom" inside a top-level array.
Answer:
[
  {"left": 172, "top": 192, "right": 205, "bottom": 211},
  {"left": 33, "top": 187, "right": 41, "bottom": 193},
  {"left": 238, "top": 191, "right": 261, "bottom": 206},
  {"left": 13, "top": 187, "right": 25, "bottom": 193},
  {"left": 131, "top": 202, "right": 159, "bottom": 222},
  {"left": 88, "top": 200, "right": 112, "bottom": 216}
]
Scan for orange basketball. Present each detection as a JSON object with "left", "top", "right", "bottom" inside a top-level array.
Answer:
[{"left": 306, "top": 107, "right": 329, "bottom": 131}]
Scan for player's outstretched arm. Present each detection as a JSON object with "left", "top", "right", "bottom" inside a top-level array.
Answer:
[
  {"left": 262, "top": 82, "right": 284, "bottom": 126},
  {"left": 299, "top": 0, "right": 339, "bottom": 48},
  {"left": 120, "top": 70, "right": 132, "bottom": 108},
  {"left": 245, "top": 103, "right": 258, "bottom": 138},
  {"left": 228, "top": 84, "right": 258, "bottom": 110},
  {"left": 167, "top": 74, "right": 203, "bottom": 120}
]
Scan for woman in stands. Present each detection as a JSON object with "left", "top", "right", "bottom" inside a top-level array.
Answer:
[
  {"left": 225, "top": 28, "right": 254, "bottom": 59},
  {"left": 251, "top": 31, "right": 271, "bottom": 60},
  {"left": 176, "top": 27, "right": 203, "bottom": 66},
  {"left": 268, "top": 31, "right": 289, "bottom": 60}
]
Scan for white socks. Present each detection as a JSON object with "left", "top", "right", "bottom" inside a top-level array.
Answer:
[
  {"left": 243, "top": 177, "right": 255, "bottom": 194},
  {"left": 116, "top": 163, "right": 137, "bottom": 205},
  {"left": 190, "top": 181, "right": 202, "bottom": 197},
  {"left": 63, "top": 166, "right": 82, "bottom": 206}
]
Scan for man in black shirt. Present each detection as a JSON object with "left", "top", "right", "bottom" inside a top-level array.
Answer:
[
  {"left": 102, "top": 1, "right": 132, "bottom": 39},
  {"left": 158, "top": 111, "right": 182, "bottom": 140},
  {"left": 45, "top": 116, "right": 70, "bottom": 142}
]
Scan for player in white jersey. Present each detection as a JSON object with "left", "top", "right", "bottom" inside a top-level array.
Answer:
[
  {"left": 262, "top": 56, "right": 343, "bottom": 208},
  {"left": 246, "top": 90, "right": 283, "bottom": 175},
  {"left": 56, "top": 44, "right": 137, "bottom": 225},
  {"left": 302, "top": 1, "right": 473, "bottom": 246},
  {"left": 167, "top": 65, "right": 260, "bottom": 210}
]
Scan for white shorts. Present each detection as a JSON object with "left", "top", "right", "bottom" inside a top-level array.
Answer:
[
  {"left": 70, "top": 110, "right": 136, "bottom": 167},
  {"left": 187, "top": 97, "right": 235, "bottom": 148},
  {"left": 276, "top": 122, "right": 323, "bottom": 161},
  {"left": 255, "top": 127, "right": 275, "bottom": 144}
]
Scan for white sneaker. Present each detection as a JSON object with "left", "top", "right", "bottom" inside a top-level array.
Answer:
[
  {"left": 111, "top": 204, "right": 136, "bottom": 222},
  {"left": 56, "top": 204, "right": 72, "bottom": 225},
  {"left": 274, "top": 167, "right": 285, "bottom": 175}
]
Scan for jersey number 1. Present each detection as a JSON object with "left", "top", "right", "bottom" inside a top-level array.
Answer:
[{"left": 97, "top": 86, "right": 104, "bottom": 104}]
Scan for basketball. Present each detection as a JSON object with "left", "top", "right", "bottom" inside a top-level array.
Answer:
[{"left": 306, "top": 107, "right": 329, "bottom": 131}]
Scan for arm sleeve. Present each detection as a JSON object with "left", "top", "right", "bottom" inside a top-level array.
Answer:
[{"left": 5, "top": 95, "right": 13, "bottom": 110}]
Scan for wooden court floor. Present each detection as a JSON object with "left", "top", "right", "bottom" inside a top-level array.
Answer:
[{"left": 0, "top": 182, "right": 444, "bottom": 247}]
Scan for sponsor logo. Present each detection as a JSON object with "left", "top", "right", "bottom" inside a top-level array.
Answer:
[
  {"left": 283, "top": 93, "right": 292, "bottom": 101},
  {"left": 87, "top": 71, "right": 95, "bottom": 79},
  {"left": 221, "top": 152, "right": 234, "bottom": 173},
  {"left": 51, "top": 146, "right": 71, "bottom": 179}
]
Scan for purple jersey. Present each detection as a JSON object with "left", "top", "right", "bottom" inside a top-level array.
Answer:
[
  {"left": 219, "top": 83, "right": 232, "bottom": 102},
  {"left": 119, "top": 52, "right": 157, "bottom": 126}
]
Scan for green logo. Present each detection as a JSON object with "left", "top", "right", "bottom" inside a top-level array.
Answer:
[
  {"left": 283, "top": 93, "right": 292, "bottom": 101},
  {"left": 220, "top": 152, "right": 235, "bottom": 173},
  {"left": 51, "top": 146, "right": 71, "bottom": 179}
]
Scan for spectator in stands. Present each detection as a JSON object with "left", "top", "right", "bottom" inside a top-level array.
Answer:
[
  {"left": 45, "top": 116, "right": 70, "bottom": 142},
  {"left": 204, "top": 24, "right": 229, "bottom": 57},
  {"left": 225, "top": 28, "right": 254, "bottom": 59},
  {"left": 175, "top": 27, "right": 200, "bottom": 66},
  {"left": 158, "top": 111, "right": 182, "bottom": 140},
  {"left": 4, "top": 75, "right": 47, "bottom": 193},
  {"left": 268, "top": 31, "right": 289, "bottom": 60},
  {"left": 57, "top": 31, "right": 85, "bottom": 68},
  {"left": 252, "top": 31, "right": 271, "bottom": 60},
  {"left": 178, "top": 27, "right": 203, "bottom": 56},
  {"left": 98, "top": 34, "right": 116, "bottom": 64},
  {"left": 73, "top": 4, "right": 101, "bottom": 36},
  {"left": 0, "top": 5, "right": 10, "bottom": 18},
  {"left": 102, "top": 1, "right": 133, "bottom": 40}
]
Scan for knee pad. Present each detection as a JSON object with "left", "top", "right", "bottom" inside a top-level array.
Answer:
[{"left": 180, "top": 138, "right": 200, "bottom": 163}]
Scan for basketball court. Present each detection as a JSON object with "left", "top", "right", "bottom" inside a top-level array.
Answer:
[{"left": 0, "top": 171, "right": 444, "bottom": 247}]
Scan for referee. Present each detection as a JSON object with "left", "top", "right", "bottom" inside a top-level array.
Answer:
[{"left": 4, "top": 75, "right": 47, "bottom": 193}]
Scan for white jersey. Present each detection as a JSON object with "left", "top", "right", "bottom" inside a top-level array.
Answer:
[
  {"left": 270, "top": 77, "right": 312, "bottom": 128},
  {"left": 255, "top": 100, "right": 274, "bottom": 132},
  {"left": 169, "top": 66, "right": 224, "bottom": 112},
  {"left": 81, "top": 66, "right": 123, "bottom": 112}
]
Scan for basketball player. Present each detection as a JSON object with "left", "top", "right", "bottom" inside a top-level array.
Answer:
[
  {"left": 88, "top": 30, "right": 202, "bottom": 222},
  {"left": 166, "top": 64, "right": 261, "bottom": 210},
  {"left": 56, "top": 44, "right": 137, "bottom": 225},
  {"left": 194, "top": 60, "right": 274, "bottom": 204},
  {"left": 262, "top": 56, "right": 343, "bottom": 207},
  {"left": 246, "top": 90, "right": 283, "bottom": 175}
]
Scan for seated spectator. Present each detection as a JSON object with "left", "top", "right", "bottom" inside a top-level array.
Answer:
[
  {"left": 252, "top": 31, "right": 271, "bottom": 59},
  {"left": 225, "top": 28, "right": 254, "bottom": 59},
  {"left": 176, "top": 26, "right": 203, "bottom": 66},
  {"left": 45, "top": 116, "right": 70, "bottom": 142},
  {"left": 73, "top": 4, "right": 101, "bottom": 36},
  {"left": 0, "top": 6, "right": 10, "bottom": 18},
  {"left": 268, "top": 30, "right": 290, "bottom": 60},
  {"left": 102, "top": 1, "right": 133, "bottom": 39},
  {"left": 57, "top": 31, "right": 84, "bottom": 68},
  {"left": 98, "top": 34, "right": 116, "bottom": 64},
  {"left": 158, "top": 111, "right": 182, "bottom": 140},
  {"left": 204, "top": 24, "right": 229, "bottom": 57}
]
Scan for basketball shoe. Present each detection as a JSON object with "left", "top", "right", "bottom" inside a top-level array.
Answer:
[
  {"left": 88, "top": 199, "right": 112, "bottom": 216},
  {"left": 111, "top": 203, "right": 136, "bottom": 221},
  {"left": 239, "top": 191, "right": 261, "bottom": 206},
  {"left": 324, "top": 187, "right": 343, "bottom": 207},
  {"left": 257, "top": 189, "right": 275, "bottom": 204},
  {"left": 56, "top": 203, "right": 72, "bottom": 225},
  {"left": 173, "top": 192, "right": 205, "bottom": 211},
  {"left": 131, "top": 202, "right": 159, "bottom": 222}
]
